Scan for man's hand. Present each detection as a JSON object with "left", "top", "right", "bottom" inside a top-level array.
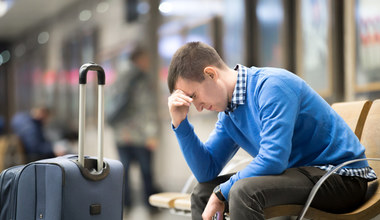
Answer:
[
  {"left": 202, "top": 193, "right": 225, "bottom": 220},
  {"left": 168, "top": 90, "right": 193, "bottom": 128}
]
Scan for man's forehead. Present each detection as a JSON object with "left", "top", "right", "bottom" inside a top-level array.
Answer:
[{"left": 175, "top": 77, "right": 195, "bottom": 95}]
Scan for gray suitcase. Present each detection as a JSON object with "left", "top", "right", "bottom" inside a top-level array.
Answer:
[{"left": 0, "top": 63, "right": 124, "bottom": 220}]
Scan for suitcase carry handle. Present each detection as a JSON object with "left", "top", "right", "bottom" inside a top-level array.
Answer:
[{"left": 78, "top": 63, "right": 105, "bottom": 172}]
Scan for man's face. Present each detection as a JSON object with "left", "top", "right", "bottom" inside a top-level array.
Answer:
[{"left": 175, "top": 75, "right": 229, "bottom": 112}]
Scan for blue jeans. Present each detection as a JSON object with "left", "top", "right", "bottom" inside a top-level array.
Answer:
[{"left": 117, "top": 144, "right": 155, "bottom": 208}]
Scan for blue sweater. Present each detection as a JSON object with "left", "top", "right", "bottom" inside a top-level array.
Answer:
[{"left": 173, "top": 66, "right": 369, "bottom": 200}]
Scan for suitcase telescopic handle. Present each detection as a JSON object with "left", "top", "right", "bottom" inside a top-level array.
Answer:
[{"left": 78, "top": 63, "right": 105, "bottom": 172}]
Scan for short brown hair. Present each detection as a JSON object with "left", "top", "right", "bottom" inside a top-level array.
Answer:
[{"left": 167, "top": 42, "right": 226, "bottom": 93}]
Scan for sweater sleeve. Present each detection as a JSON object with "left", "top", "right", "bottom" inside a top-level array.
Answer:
[
  {"left": 173, "top": 116, "right": 239, "bottom": 182},
  {"left": 220, "top": 77, "right": 300, "bottom": 200}
]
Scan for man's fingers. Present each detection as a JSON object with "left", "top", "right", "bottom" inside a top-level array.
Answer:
[
  {"left": 171, "top": 99, "right": 191, "bottom": 107},
  {"left": 172, "top": 94, "right": 192, "bottom": 104},
  {"left": 173, "top": 90, "right": 193, "bottom": 102},
  {"left": 168, "top": 92, "right": 193, "bottom": 107}
]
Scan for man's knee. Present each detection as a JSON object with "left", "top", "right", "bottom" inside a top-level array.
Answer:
[
  {"left": 229, "top": 178, "right": 267, "bottom": 219},
  {"left": 192, "top": 175, "right": 232, "bottom": 199},
  {"left": 229, "top": 177, "right": 266, "bottom": 207},
  {"left": 191, "top": 181, "right": 214, "bottom": 204}
]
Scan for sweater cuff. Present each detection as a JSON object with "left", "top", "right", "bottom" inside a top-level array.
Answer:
[
  {"left": 172, "top": 117, "right": 193, "bottom": 136},
  {"left": 220, "top": 179, "right": 233, "bottom": 201}
]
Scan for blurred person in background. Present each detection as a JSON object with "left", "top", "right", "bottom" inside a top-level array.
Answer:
[
  {"left": 106, "top": 45, "right": 160, "bottom": 214},
  {"left": 11, "top": 106, "right": 65, "bottom": 162}
]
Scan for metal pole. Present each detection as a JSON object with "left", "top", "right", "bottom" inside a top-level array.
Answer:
[
  {"left": 97, "top": 85, "right": 104, "bottom": 172},
  {"left": 78, "top": 84, "right": 86, "bottom": 167}
]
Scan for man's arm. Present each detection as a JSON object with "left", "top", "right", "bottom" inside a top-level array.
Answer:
[{"left": 168, "top": 90, "right": 239, "bottom": 182}]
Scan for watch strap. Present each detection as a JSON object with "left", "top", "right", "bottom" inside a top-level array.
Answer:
[{"left": 213, "top": 185, "right": 226, "bottom": 201}]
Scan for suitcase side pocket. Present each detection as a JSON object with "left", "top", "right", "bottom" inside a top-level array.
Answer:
[
  {"left": 0, "top": 166, "right": 24, "bottom": 220},
  {"left": 16, "top": 163, "right": 64, "bottom": 220}
]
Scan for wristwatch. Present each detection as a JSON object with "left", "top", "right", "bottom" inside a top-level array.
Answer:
[{"left": 213, "top": 185, "right": 226, "bottom": 201}]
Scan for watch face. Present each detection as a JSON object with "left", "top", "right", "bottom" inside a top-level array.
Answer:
[{"left": 214, "top": 185, "right": 220, "bottom": 192}]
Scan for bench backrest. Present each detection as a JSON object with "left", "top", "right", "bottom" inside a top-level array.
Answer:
[
  {"left": 332, "top": 100, "right": 372, "bottom": 140},
  {"left": 361, "top": 99, "right": 380, "bottom": 174}
]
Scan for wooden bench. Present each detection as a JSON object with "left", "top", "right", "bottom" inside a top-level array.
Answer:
[
  {"left": 0, "top": 135, "right": 26, "bottom": 172},
  {"left": 149, "top": 100, "right": 379, "bottom": 219},
  {"left": 331, "top": 100, "right": 372, "bottom": 140}
]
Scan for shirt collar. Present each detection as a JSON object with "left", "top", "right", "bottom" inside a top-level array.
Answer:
[{"left": 225, "top": 64, "right": 247, "bottom": 114}]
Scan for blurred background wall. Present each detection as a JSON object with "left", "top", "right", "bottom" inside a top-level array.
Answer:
[{"left": 0, "top": 0, "right": 380, "bottom": 216}]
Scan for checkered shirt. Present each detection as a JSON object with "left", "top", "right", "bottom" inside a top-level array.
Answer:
[
  {"left": 316, "top": 165, "right": 377, "bottom": 180},
  {"left": 225, "top": 64, "right": 247, "bottom": 113}
]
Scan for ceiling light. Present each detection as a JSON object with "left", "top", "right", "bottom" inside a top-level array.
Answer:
[
  {"left": 0, "top": 1, "right": 8, "bottom": 17},
  {"left": 137, "top": 2, "right": 150, "bottom": 14},
  {"left": 0, "top": 50, "right": 10, "bottom": 65},
  {"left": 15, "top": 44, "right": 26, "bottom": 57},
  {"left": 159, "top": 2, "right": 173, "bottom": 14},
  {"left": 79, "top": 10, "right": 92, "bottom": 21},
  {"left": 38, "top": 32, "right": 49, "bottom": 44},
  {"left": 97, "top": 2, "right": 109, "bottom": 13}
]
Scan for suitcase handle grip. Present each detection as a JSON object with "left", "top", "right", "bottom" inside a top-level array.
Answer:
[
  {"left": 79, "top": 62, "right": 105, "bottom": 85},
  {"left": 78, "top": 63, "right": 105, "bottom": 172}
]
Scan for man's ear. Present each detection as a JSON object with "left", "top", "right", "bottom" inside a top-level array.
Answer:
[{"left": 204, "top": 66, "right": 217, "bottom": 80}]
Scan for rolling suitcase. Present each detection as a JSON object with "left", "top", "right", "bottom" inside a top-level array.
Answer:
[{"left": 0, "top": 63, "right": 124, "bottom": 220}]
